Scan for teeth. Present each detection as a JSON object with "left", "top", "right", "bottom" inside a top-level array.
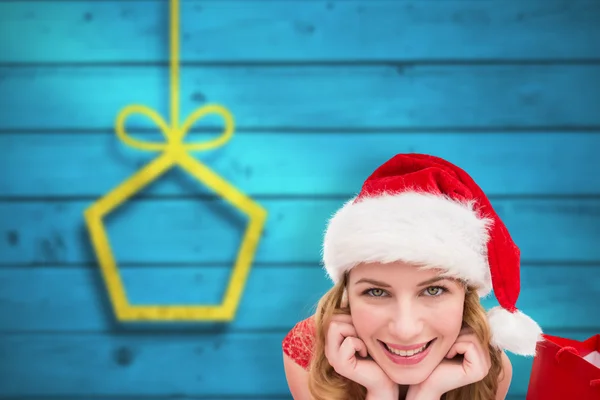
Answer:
[{"left": 386, "top": 342, "right": 428, "bottom": 357}]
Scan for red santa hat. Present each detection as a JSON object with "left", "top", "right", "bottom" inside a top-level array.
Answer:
[{"left": 322, "top": 153, "right": 543, "bottom": 357}]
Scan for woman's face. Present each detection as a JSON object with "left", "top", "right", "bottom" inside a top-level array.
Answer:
[{"left": 347, "top": 261, "right": 466, "bottom": 385}]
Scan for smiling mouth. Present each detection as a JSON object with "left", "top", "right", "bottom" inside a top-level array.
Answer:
[{"left": 381, "top": 339, "right": 435, "bottom": 357}]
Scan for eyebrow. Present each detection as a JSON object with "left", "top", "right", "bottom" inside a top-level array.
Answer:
[
  {"left": 416, "top": 276, "right": 447, "bottom": 287},
  {"left": 354, "top": 278, "right": 392, "bottom": 288},
  {"left": 354, "top": 276, "right": 448, "bottom": 288}
]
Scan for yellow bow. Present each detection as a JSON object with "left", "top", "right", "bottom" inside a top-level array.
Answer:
[
  {"left": 114, "top": 0, "right": 233, "bottom": 155},
  {"left": 115, "top": 103, "right": 234, "bottom": 154}
]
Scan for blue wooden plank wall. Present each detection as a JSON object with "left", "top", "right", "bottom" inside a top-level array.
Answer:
[{"left": 1, "top": 1, "right": 599, "bottom": 399}]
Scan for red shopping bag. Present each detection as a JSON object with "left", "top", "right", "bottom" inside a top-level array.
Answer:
[{"left": 526, "top": 333, "right": 600, "bottom": 400}]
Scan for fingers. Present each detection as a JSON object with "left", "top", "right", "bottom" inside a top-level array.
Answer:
[
  {"left": 446, "top": 340, "right": 477, "bottom": 360},
  {"left": 330, "top": 313, "right": 352, "bottom": 323},
  {"left": 452, "top": 331, "right": 491, "bottom": 365},
  {"left": 460, "top": 326, "right": 474, "bottom": 335},
  {"left": 325, "top": 315, "right": 369, "bottom": 376},
  {"left": 326, "top": 320, "right": 357, "bottom": 349},
  {"left": 451, "top": 329, "right": 482, "bottom": 353},
  {"left": 339, "top": 336, "right": 369, "bottom": 361},
  {"left": 446, "top": 339, "right": 491, "bottom": 380},
  {"left": 321, "top": 315, "right": 394, "bottom": 392},
  {"left": 325, "top": 315, "right": 361, "bottom": 360}
]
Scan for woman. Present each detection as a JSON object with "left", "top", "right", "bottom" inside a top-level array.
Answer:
[{"left": 282, "top": 154, "right": 543, "bottom": 400}]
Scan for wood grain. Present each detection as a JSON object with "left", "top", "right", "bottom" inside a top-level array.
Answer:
[
  {"left": 2, "top": 132, "right": 600, "bottom": 197},
  {"left": 0, "top": 398, "right": 291, "bottom": 400},
  {"left": 0, "top": 330, "right": 595, "bottom": 397},
  {"left": 1, "top": 1, "right": 598, "bottom": 398},
  {"left": 2, "top": 198, "right": 600, "bottom": 265},
  {"left": 0, "top": 265, "right": 598, "bottom": 332},
  {"left": 0, "top": 397, "right": 526, "bottom": 400},
  {"left": 2, "top": 65, "right": 600, "bottom": 130},
  {"left": 1, "top": 0, "right": 599, "bottom": 63}
]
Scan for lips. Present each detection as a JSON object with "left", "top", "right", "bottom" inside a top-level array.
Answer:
[
  {"left": 385, "top": 341, "right": 429, "bottom": 356},
  {"left": 379, "top": 339, "right": 436, "bottom": 365}
]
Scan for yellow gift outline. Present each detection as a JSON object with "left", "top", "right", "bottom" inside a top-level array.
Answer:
[{"left": 84, "top": 0, "right": 267, "bottom": 322}]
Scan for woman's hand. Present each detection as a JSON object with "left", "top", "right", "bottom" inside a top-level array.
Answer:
[
  {"left": 324, "top": 313, "right": 398, "bottom": 400},
  {"left": 408, "top": 326, "right": 492, "bottom": 398}
]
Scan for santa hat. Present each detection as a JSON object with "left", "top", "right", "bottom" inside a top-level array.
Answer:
[{"left": 322, "top": 153, "right": 543, "bottom": 357}]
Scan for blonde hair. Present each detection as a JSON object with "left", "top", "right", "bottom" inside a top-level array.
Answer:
[{"left": 307, "top": 274, "right": 505, "bottom": 400}]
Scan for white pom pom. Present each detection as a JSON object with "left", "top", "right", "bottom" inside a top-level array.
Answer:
[{"left": 487, "top": 306, "right": 543, "bottom": 356}]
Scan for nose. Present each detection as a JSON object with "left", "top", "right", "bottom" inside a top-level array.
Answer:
[{"left": 388, "top": 300, "right": 424, "bottom": 341}]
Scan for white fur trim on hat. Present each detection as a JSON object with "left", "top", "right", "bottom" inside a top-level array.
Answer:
[
  {"left": 487, "top": 306, "right": 543, "bottom": 356},
  {"left": 322, "top": 191, "right": 494, "bottom": 296}
]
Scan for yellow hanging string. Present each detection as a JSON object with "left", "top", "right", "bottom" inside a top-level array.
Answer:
[
  {"left": 84, "top": 0, "right": 267, "bottom": 323},
  {"left": 115, "top": 0, "right": 234, "bottom": 154}
]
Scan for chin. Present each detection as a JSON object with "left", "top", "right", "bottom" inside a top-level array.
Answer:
[
  {"left": 372, "top": 338, "right": 445, "bottom": 385},
  {"left": 385, "top": 367, "right": 432, "bottom": 385}
]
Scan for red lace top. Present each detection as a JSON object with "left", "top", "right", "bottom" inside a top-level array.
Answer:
[{"left": 282, "top": 316, "right": 316, "bottom": 370}]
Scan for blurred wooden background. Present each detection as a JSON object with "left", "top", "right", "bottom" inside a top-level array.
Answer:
[{"left": 0, "top": 0, "right": 599, "bottom": 399}]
